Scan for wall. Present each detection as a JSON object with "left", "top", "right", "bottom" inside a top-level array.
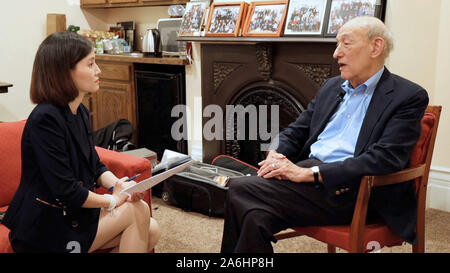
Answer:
[
  {"left": 426, "top": 0, "right": 450, "bottom": 211},
  {"left": 384, "top": 0, "right": 450, "bottom": 211},
  {"left": 0, "top": 0, "right": 106, "bottom": 121}
]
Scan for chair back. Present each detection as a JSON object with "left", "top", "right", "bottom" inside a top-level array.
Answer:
[
  {"left": 409, "top": 105, "right": 441, "bottom": 253},
  {"left": 0, "top": 120, "right": 26, "bottom": 207},
  {"left": 409, "top": 106, "right": 441, "bottom": 195}
]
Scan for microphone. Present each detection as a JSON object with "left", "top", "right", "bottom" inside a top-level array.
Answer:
[{"left": 336, "top": 90, "right": 346, "bottom": 102}]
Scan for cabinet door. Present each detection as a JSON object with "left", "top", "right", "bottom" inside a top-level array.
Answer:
[
  {"left": 81, "top": 0, "right": 107, "bottom": 5},
  {"left": 97, "top": 81, "right": 133, "bottom": 130}
]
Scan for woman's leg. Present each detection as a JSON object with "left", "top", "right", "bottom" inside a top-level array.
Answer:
[
  {"left": 105, "top": 217, "right": 161, "bottom": 253},
  {"left": 88, "top": 200, "right": 151, "bottom": 253},
  {"left": 147, "top": 217, "right": 161, "bottom": 252}
]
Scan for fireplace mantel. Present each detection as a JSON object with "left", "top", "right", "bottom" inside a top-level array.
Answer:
[{"left": 178, "top": 36, "right": 337, "bottom": 44}]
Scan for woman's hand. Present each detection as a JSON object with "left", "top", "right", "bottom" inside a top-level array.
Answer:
[
  {"left": 112, "top": 177, "right": 145, "bottom": 207},
  {"left": 111, "top": 177, "right": 130, "bottom": 208}
]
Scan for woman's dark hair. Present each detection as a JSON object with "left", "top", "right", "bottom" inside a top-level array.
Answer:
[{"left": 30, "top": 32, "right": 93, "bottom": 106}]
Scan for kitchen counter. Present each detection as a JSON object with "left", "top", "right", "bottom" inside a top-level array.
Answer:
[{"left": 95, "top": 53, "right": 188, "bottom": 66}]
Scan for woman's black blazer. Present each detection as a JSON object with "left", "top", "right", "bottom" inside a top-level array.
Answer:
[{"left": 3, "top": 102, "right": 108, "bottom": 252}]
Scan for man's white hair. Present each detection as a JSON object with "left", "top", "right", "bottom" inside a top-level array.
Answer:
[{"left": 342, "top": 16, "right": 394, "bottom": 60}]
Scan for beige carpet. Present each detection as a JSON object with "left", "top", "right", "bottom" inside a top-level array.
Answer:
[{"left": 151, "top": 196, "right": 450, "bottom": 253}]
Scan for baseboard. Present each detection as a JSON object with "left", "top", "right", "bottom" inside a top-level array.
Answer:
[{"left": 427, "top": 166, "right": 450, "bottom": 212}]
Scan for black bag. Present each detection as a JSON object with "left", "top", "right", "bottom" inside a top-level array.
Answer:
[
  {"left": 92, "top": 119, "right": 136, "bottom": 152},
  {"left": 211, "top": 155, "right": 259, "bottom": 176},
  {"left": 162, "top": 161, "right": 247, "bottom": 217}
]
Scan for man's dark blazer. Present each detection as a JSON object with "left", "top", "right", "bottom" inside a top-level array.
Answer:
[
  {"left": 3, "top": 103, "right": 108, "bottom": 252},
  {"left": 275, "top": 67, "right": 429, "bottom": 244}
]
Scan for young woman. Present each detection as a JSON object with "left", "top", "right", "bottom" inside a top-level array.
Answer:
[{"left": 2, "top": 32, "right": 160, "bottom": 253}]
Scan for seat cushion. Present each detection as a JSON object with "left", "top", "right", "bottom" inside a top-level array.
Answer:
[
  {"left": 291, "top": 222, "right": 404, "bottom": 252},
  {"left": 0, "top": 120, "right": 26, "bottom": 207}
]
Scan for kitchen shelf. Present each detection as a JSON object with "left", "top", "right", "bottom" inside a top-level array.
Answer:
[
  {"left": 95, "top": 53, "right": 188, "bottom": 66},
  {"left": 0, "top": 82, "right": 13, "bottom": 93},
  {"left": 81, "top": 0, "right": 188, "bottom": 9}
]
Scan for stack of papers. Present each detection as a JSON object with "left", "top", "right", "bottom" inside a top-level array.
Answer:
[
  {"left": 121, "top": 150, "right": 194, "bottom": 195},
  {"left": 152, "top": 150, "right": 192, "bottom": 174}
]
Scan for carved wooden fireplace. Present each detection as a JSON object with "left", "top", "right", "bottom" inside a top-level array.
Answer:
[{"left": 200, "top": 40, "right": 340, "bottom": 166}]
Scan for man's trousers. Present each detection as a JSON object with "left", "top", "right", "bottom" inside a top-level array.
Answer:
[{"left": 220, "top": 172, "right": 359, "bottom": 253}]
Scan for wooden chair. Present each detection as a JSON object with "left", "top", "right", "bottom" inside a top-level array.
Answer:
[{"left": 274, "top": 105, "right": 442, "bottom": 253}]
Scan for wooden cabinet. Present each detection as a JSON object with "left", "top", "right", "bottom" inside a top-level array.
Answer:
[
  {"left": 83, "top": 55, "right": 188, "bottom": 147},
  {"left": 84, "top": 61, "right": 137, "bottom": 144},
  {"left": 81, "top": 0, "right": 187, "bottom": 8}
]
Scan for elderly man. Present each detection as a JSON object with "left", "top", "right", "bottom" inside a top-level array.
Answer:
[{"left": 220, "top": 16, "right": 429, "bottom": 253}]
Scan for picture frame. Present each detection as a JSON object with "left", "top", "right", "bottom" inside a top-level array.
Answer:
[
  {"left": 179, "top": 1, "right": 209, "bottom": 37},
  {"left": 205, "top": 2, "right": 249, "bottom": 37},
  {"left": 325, "top": 0, "right": 385, "bottom": 36},
  {"left": 242, "top": 1, "right": 289, "bottom": 37},
  {"left": 283, "top": 0, "right": 328, "bottom": 36}
]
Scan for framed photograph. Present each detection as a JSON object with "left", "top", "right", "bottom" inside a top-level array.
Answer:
[
  {"left": 179, "top": 1, "right": 209, "bottom": 36},
  {"left": 283, "top": 0, "right": 328, "bottom": 36},
  {"left": 242, "top": 1, "right": 289, "bottom": 37},
  {"left": 326, "top": 0, "right": 383, "bottom": 36},
  {"left": 205, "top": 2, "right": 249, "bottom": 37}
]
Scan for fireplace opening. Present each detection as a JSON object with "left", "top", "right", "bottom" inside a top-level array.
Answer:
[
  {"left": 200, "top": 42, "right": 339, "bottom": 164},
  {"left": 225, "top": 81, "right": 305, "bottom": 167}
]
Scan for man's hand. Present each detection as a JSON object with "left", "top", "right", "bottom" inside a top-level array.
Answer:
[
  {"left": 257, "top": 150, "right": 285, "bottom": 180},
  {"left": 257, "top": 150, "right": 314, "bottom": 183}
]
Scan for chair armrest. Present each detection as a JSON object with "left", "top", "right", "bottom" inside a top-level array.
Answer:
[
  {"left": 95, "top": 147, "right": 153, "bottom": 210},
  {"left": 366, "top": 164, "right": 426, "bottom": 188},
  {"left": 349, "top": 164, "right": 426, "bottom": 251}
]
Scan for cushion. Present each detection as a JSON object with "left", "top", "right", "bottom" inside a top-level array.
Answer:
[
  {"left": 0, "top": 120, "right": 26, "bottom": 207},
  {"left": 292, "top": 222, "right": 404, "bottom": 252}
]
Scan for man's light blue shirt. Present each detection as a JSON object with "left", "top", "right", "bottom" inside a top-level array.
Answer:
[{"left": 309, "top": 67, "right": 385, "bottom": 163}]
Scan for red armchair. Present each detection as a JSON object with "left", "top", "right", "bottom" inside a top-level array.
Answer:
[
  {"left": 274, "top": 105, "right": 441, "bottom": 253},
  {"left": 0, "top": 120, "right": 152, "bottom": 253}
]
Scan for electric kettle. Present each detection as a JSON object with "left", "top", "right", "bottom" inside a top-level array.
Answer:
[{"left": 142, "top": 28, "right": 162, "bottom": 57}]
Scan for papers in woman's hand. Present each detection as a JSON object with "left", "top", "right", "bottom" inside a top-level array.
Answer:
[
  {"left": 152, "top": 150, "right": 191, "bottom": 174},
  {"left": 121, "top": 150, "right": 194, "bottom": 196}
]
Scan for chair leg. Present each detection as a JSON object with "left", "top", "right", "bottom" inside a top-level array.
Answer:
[
  {"left": 412, "top": 241, "right": 424, "bottom": 253},
  {"left": 327, "top": 244, "right": 336, "bottom": 253}
]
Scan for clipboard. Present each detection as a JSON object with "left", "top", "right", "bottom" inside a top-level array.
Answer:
[{"left": 121, "top": 159, "right": 195, "bottom": 196}]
